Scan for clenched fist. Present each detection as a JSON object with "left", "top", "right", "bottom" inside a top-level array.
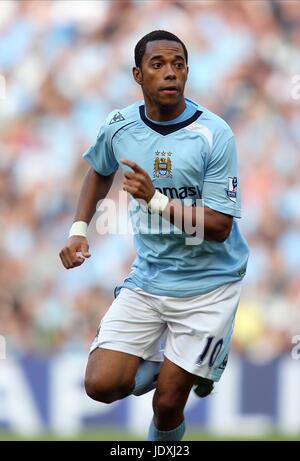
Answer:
[{"left": 59, "top": 236, "right": 91, "bottom": 269}]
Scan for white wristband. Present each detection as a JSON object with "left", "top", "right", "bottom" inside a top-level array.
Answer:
[
  {"left": 69, "top": 221, "right": 88, "bottom": 238},
  {"left": 148, "top": 190, "right": 169, "bottom": 214}
]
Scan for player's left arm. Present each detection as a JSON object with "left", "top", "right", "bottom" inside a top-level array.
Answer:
[{"left": 121, "top": 160, "right": 233, "bottom": 243}]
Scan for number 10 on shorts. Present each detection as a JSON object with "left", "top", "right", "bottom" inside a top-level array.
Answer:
[{"left": 196, "top": 336, "right": 223, "bottom": 368}]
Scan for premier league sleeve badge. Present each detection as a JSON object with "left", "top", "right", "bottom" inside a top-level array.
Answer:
[{"left": 225, "top": 176, "right": 238, "bottom": 202}]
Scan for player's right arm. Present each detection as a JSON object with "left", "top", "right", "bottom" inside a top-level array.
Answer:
[
  {"left": 60, "top": 109, "right": 121, "bottom": 269},
  {"left": 59, "top": 168, "right": 115, "bottom": 269}
]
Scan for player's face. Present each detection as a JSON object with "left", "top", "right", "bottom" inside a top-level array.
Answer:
[{"left": 134, "top": 40, "right": 188, "bottom": 110}]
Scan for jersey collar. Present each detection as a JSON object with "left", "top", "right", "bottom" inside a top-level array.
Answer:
[{"left": 139, "top": 105, "right": 203, "bottom": 136}]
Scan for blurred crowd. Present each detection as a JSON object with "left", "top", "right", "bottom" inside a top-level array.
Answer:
[{"left": 0, "top": 0, "right": 300, "bottom": 362}]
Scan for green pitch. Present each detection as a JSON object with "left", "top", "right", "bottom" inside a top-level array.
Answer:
[{"left": 1, "top": 429, "right": 300, "bottom": 441}]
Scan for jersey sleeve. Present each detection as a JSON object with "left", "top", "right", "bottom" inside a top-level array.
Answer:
[
  {"left": 83, "top": 123, "right": 119, "bottom": 176},
  {"left": 202, "top": 135, "right": 241, "bottom": 218}
]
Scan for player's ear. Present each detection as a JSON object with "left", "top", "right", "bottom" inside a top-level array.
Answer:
[{"left": 133, "top": 67, "right": 143, "bottom": 85}]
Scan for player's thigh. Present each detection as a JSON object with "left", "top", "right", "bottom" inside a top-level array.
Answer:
[
  {"left": 86, "top": 287, "right": 165, "bottom": 392},
  {"left": 164, "top": 281, "right": 242, "bottom": 381},
  {"left": 90, "top": 288, "right": 166, "bottom": 361},
  {"left": 153, "top": 357, "right": 195, "bottom": 413},
  {"left": 85, "top": 347, "right": 141, "bottom": 391}
]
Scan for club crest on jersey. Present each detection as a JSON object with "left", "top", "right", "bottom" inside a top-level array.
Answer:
[
  {"left": 225, "top": 176, "right": 237, "bottom": 202},
  {"left": 153, "top": 151, "right": 173, "bottom": 178}
]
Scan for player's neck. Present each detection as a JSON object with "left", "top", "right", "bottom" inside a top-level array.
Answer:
[{"left": 145, "top": 98, "right": 186, "bottom": 122}]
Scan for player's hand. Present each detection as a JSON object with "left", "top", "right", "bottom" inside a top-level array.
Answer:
[
  {"left": 59, "top": 236, "right": 91, "bottom": 269},
  {"left": 121, "top": 160, "right": 155, "bottom": 203}
]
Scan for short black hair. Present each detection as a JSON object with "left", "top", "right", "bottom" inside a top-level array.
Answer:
[{"left": 134, "top": 30, "right": 188, "bottom": 68}]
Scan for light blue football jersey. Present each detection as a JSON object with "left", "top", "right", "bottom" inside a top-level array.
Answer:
[{"left": 83, "top": 98, "right": 249, "bottom": 297}]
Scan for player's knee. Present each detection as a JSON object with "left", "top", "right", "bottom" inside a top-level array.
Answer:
[
  {"left": 84, "top": 376, "right": 134, "bottom": 404},
  {"left": 84, "top": 378, "right": 114, "bottom": 403},
  {"left": 153, "top": 389, "right": 184, "bottom": 418}
]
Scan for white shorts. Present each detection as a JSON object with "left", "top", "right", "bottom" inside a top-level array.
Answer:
[{"left": 90, "top": 281, "right": 242, "bottom": 381}]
